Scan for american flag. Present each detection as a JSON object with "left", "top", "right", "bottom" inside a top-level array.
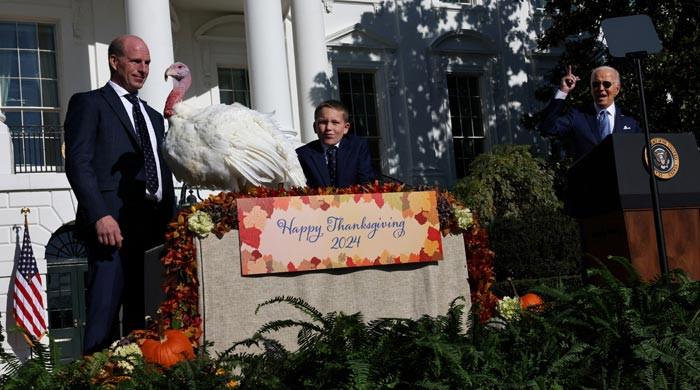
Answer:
[{"left": 13, "top": 221, "right": 47, "bottom": 340}]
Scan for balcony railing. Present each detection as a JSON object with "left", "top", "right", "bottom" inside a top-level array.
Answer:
[{"left": 10, "top": 126, "right": 65, "bottom": 173}]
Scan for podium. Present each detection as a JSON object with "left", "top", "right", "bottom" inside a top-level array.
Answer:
[{"left": 567, "top": 133, "right": 700, "bottom": 280}]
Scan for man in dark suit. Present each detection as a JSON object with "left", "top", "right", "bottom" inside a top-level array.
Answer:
[
  {"left": 64, "top": 35, "right": 175, "bottom": 354},
  {"left": 539, "top": 65, "right": 641, "bottom": 159},
  {"left": 296, "top": 100, "right": 375, "bottom": 188}
]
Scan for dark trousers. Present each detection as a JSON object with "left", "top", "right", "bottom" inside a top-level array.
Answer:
[{"left": 83, "top": 199, "right": 166, "bottom": 354}]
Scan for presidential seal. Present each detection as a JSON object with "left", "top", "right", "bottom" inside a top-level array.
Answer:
[{"left": 643, "top": 137, "right": 680, "bottom": 180}]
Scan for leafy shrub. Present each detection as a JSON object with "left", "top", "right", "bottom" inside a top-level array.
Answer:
[
  {"left": 489, "top": 205, "right": 581, "bottom": 281},
  {"left": 453, "top": 144, "right": 581, "bottom": 283},
  {"left": 2, "top": 263, "right": 700, "bottom": 388},
  {"left": 452, "top": 144, "right": 560, "bottom": 226}
]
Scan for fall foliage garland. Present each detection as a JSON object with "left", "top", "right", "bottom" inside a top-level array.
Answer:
[{"left": 156, "top": 182, "right": 497, "bottom": 341}]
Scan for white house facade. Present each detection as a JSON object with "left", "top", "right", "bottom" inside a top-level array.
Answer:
[{"left": 0, "top": 0, "right": 556, "bottom": 359}]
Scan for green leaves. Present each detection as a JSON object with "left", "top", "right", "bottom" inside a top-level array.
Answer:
[
  {"left": 2, "top": 271, "right": 699, "bottom": 388},
  {"left": 452, "top": 144, "right": 561, "bottom": 227}
]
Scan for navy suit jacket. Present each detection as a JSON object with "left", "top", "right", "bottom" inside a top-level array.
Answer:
[
  {"left": 296, "top": 135, "right": 375, "bottom": 188},
  {"left": 64, "top": 84, "right": 175, "bottom": 232},
  {"left": 539, "top": 98, "right": 642, "bottom": 160}
]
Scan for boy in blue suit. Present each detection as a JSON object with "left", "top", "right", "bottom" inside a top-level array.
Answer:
[
  {"left": 539, "top": 65, "right": 641, "bottom": 160},
  {"left": 296, "top": 100, "right": 375, "bottom": 188}
]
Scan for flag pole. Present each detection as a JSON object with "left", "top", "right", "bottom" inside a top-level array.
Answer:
[{"left": 21, "top": 207, "right": 30, "bottom": 227}]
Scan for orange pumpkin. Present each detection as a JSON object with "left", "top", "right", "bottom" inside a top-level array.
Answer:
[
  {"left": 519, "top": 293, "right": 544, "bottom": 310},
  {"left": 140, "top": 329, "right": 195, "bottom": 368}
]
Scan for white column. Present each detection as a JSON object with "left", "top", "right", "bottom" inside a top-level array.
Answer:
[
  {"left": 291, "top": 0, "right": 331, "bottom": 142},
  {"left": 124, "top": 0, "right": 174, "bottom": 115},
  {"left": 244, "top": 0, "right": 294, "bottom": 131}
]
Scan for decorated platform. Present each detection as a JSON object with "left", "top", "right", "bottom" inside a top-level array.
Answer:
[
  {"left": 197, "top": 229, "right": 469, "bottom": 352},
  {"left": 156, "top": 184, "right": 480, "bottom": 352}
]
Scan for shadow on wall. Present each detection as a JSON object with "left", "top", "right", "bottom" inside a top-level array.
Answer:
[{"left": 303, "top": 0, "right": 548, "bottom": 186}]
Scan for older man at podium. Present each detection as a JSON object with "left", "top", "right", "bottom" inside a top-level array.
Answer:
[{"left": 539, "top": 65, "right": 642, "bottom": 159}]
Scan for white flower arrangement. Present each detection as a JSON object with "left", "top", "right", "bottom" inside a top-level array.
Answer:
[
  {"left": 188, "top": 210, "right": 214, "bottom": 238},
  {"left": 497, "top": 296, "right": 521, "bottom": 321},
  {"left": 109, "top": 340, "right": 143, "bottom": 373},
  {"left": 454, "top": 207, "right": 474, "bottom": 230}
]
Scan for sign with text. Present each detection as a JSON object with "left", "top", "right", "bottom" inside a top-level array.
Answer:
[{"left": 236, "top": 191, "right": 443, "bottom": 275}]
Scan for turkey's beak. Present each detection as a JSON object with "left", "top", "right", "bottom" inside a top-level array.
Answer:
[{"left": 165, "top": 67, "right": 182, "bottom": 82}]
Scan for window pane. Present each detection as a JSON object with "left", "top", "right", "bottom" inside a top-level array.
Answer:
[
  {"left": 446, "top": 73, "right": 484, "bottom": 179},
  {"left": 219, "top": 90, "right": 233, "bottom": 105},
  {"left": 41, "top": 79, "right": 58, "bottom": 107},
  {"left": 21, "top": 79, "right": 41, "bottom": 106},
  {"left": 38, "top": 24, "right": 55, "bottom": 50},
  {"left": 451, "top": 116, "right": 463, "bottom": 137},
  {"left": 338, "top": 70, "right": 381, "bottom": 174},
  {"left": 17, "top": 23, "right": 37, "bottom": 50},
  {"left": 217, "top": 67, "right": 250, "bottom": 107},
  {"left": 366, "top": 114, "right": 378, "bottom": 135},
  {"left": 350, "top": 73, "right": 363, "bottom": 92},
  {"left": 217, "top": 68, "right": 231, "bottom": 90},
  {"left": 0, "top": 22, "right": 17, "bottom": 49},
  {"left": 469, "top": 76, "right": 479, "bottom": 93},
  {"left": 44, "top": 111, "right": 60, "bottom": 126},
  {"left": 448, "top": 96, "right": 459, "bottom": 115},
  {"left": 5, "top": 111, "right": 20, "bottom": 126},
  {"left": 23, "top": 110, "right": 42, "bottom": 126},
  {"left": 40, "top": 51, "right": 56, "bottom": 78},
  {"left": 234, "top": 91, "right": 248, "bottom": 106},
  {"left": 0, "top": 49, "right": 19, "bottom": 76},
  {"left": 232, "top": 70, "right": 246, "bottom": 90},
  {"left": 362, "top": 74, "right": 373, "bottom": 91},
  {"left": 351, "top": 94, "right": 363, "bottom": 116},
  {"left": 20, "top": 51, "right": 39, "bottom": 77},
  {"left": 354, "top": 116, "right": 367, "bottom": 136},
  {"left": 365, "top": 94, "right": 376, "bottom": 116},
  {"left": 44, "top": 120, "right": 63, "bottom": 166},
  {"left": 339, "top": 92, "right": 351, "bottom": 105},
  {"left": 338, "top": 72, "right": 350, "bottom": 91},
  {"left": 3, "top": 22, "right": 62, "bottom": 170},
  {"left": 5, "top": 78, "right": 21, "bottom": 106},
  {"left": 459, "top": 99, "right": 472, "bottom": 118}
]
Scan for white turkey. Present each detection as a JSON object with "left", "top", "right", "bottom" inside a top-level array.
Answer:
[{"left": 162, "top": 62, "right": 307, "bottom": 192}]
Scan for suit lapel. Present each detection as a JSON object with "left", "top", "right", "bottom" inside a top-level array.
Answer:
[
  {"left": 335, "top": 138, "right": 351, "bottom": 186},
  {"left": 99, "top": 84, "right": 142, "bottom": 150},
  {"left": 614, "top": 108, "right": 634, "bottom": 133},
  {"left": 583, "top": 107, "right": 602, "bottom": 144}
]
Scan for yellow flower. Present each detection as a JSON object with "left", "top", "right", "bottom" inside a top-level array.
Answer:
[
  {"left": 454, "top": 207, "right": 474, "bottom": 230},
  {"left": 109, "top": 340, "right": 142, "bottom": 374},
  {"left": 187, "top": 210, "right": 214, "bottom": 238},
  {"left": 497, "top": 296, "right": 521, "bottom": 321},
  {"left": 216, "top": 368, "right": 226, "bottom": 376},
  {"left": 226, "top": 379, "right": 239, "bottom": 388}
]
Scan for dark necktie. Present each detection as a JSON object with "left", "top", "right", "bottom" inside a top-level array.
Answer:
[
  {"left": 326, "top": 145, "right": 337, "bottom": 187},
  {"left": 124, "top": 93, "right": 159, "bottom": 195}
]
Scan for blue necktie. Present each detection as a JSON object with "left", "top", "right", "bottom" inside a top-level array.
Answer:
[
  {"left": 598, "top": 110, "right": 611, "bottom": 140},
  {"left": 326, "top": 145, "right": 337, "bottom": 187},
  {"left": 124, "top": 93, "right": 159, "bottom": 195}
]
